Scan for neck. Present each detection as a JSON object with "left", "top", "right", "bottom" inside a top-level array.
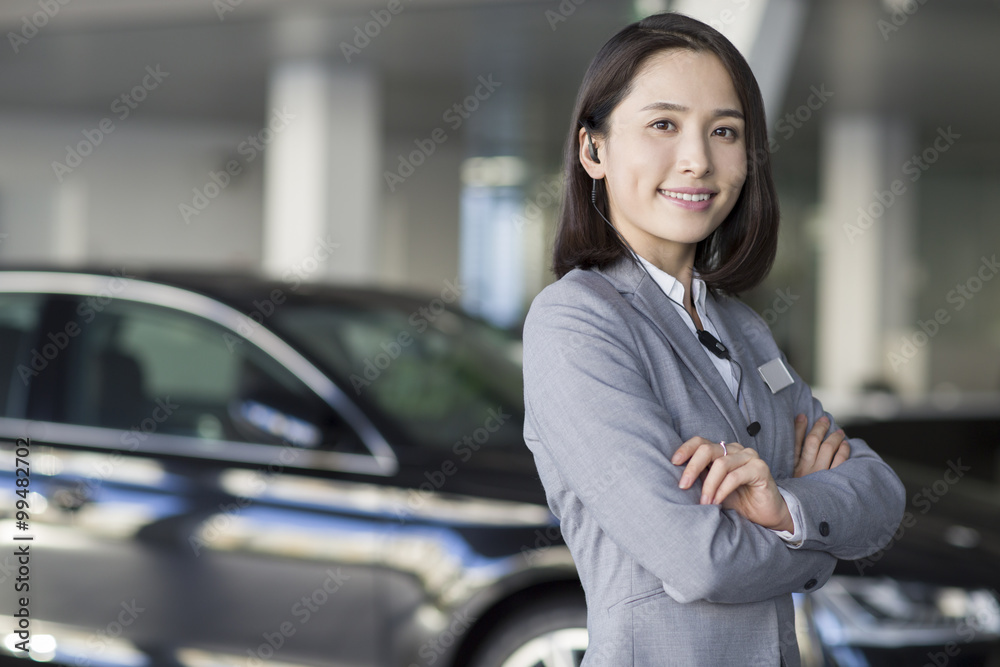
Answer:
[{"left": 602, "top": 207, "right": 699, "bottom": 314}]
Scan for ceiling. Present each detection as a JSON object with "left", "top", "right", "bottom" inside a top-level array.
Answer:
[{"left": 0, "top": 0, "right": 998, "bottom": 168}]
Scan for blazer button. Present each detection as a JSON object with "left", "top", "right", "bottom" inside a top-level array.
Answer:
[
  {"left": 804, "top": 579, "right": 817, "bottom": 590},
  {"left": 819, "top": 521, "right": 830, "bottom": 537}
]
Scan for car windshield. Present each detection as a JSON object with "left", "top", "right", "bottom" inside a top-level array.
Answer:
[{"left": 271, "top": 299, "right": 525, "bottom": 450}]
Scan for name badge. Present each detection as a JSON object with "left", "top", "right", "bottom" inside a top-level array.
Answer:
[{"left": 758, "top": 358, "right": 794, "bottom": 394}]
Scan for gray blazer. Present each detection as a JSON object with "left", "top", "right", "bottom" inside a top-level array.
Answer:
[{"left": 522, "top": 255, "right": 906, "bottom": 666}]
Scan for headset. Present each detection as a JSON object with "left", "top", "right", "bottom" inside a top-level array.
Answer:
[{"left": 584, "top": 131, "right": 761, "bottom": 437}]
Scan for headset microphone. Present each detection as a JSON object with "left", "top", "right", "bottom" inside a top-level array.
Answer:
[
  {"left": 589, "top": 179, "right": 760, "bottom": 438},
  {"left": 696, "top": 329, "right": 730, "bottom": 360}
]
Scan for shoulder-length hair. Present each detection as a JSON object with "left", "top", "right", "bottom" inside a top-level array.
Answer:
[{"left": 552, "top": 12, "right": 779, "bottom": 294}]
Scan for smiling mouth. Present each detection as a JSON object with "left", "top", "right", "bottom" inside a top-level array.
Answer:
[{"left": 659, "top": 190, "right": 716, "bottom": 202}]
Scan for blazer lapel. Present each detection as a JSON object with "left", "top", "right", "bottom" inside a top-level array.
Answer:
[
  {"left": 704, "top": 294, "right": 775, "bottom": 452},
  {"left": 593, "top": 256, "right": 747, "bottom": 442}
]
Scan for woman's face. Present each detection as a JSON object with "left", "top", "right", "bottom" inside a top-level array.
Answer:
[{"left": 581, "top": 48, "right": 748, "bottom": 270}]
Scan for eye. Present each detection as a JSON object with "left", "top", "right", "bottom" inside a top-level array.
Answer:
[
  {"left": 651, "top": 119, "right": 676, "bottom": 131},
  {"left": 713, "top": 127, "right": 739, "bottom": 139}
]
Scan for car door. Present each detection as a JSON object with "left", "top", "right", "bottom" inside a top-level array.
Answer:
[
  {"left": 0, "top": 275, "right": 399, "bottom": 667},
  {"left": 0, "top": 290, "right": 46, "bottom": 630}
]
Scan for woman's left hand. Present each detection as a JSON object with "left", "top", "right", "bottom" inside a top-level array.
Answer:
[{"left": 672, "top": 437, "right": 793, "bottom": 532}]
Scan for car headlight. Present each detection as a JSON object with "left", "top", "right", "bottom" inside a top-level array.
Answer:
[{"left": 806, "top": 575, "right": 1000, "bottom": 648}]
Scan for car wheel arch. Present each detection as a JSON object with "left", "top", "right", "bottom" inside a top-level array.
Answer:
[{"left": 446, "top": 577, "right": 585, "bottom": 667}]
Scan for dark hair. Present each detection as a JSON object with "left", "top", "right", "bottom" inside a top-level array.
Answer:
[{"left": 552, "top": 12, "right": 779, "bottom": 294}]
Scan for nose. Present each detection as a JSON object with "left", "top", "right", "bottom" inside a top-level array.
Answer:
[{"left": 675, "top": 132, "right": 712, "bottom": 178}]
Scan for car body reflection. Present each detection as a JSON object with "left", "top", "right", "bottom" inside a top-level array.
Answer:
[{"left": 0, "top": 269, "right": 997, "bottom": 667}]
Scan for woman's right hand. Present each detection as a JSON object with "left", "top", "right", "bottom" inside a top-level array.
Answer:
[
  {"left": 793, "top": 414, "right": 850, "bottom": 477},
  {"left": 672, "top": 437, "right": 793, "bottom": 532}
]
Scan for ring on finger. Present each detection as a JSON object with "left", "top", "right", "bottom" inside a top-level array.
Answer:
[{"left": 718, "top": 441, "right": 728, "bottom": 457}]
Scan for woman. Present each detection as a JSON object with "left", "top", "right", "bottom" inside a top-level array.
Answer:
[{"left": 521, "top": 12, "right": 905, "bottom": 666}]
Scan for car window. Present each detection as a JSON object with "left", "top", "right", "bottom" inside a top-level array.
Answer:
[
  {"left": 272, "top": 301, "right": 525, "bottom": 451},
  {"left": 56, "top": 297, "right": 363, "bottom": 453},
  {"left": 0, "top": 292, "right": 42, "bottom": 418}
]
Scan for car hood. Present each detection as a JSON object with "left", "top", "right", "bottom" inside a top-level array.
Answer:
[{"left": 835, "top": 455, "right": 1000, "bottom": 590}]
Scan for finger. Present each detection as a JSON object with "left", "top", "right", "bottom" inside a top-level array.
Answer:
[
  {"left": 831, "top": 440, "right": 851, "bottom": 468},
  {"left": 812, "top": 428, "right": 846, "bottom": 470},
  {"left": 711, "top": 456, "right": 766, "bottom": 505},
  {"left": 800, "top": 416, "right": 830, "bottom": 466},
  {"left": 700, "top": 448, "right": 754, "bottom": 504},
  {"left": 671, "top": 436, "right": 712, "bottom": 465},
  {"left": 793, "top": 413, "right": 807, "bottom": 463},
  {"left": 711, "top": 468, "right": 750, "bottom": 506},
  {"left": 679, "top": 443, "right": 724, "bottom": 490},
  {"left": 721, "top": 441, "right": 744, "bottom": 455}
]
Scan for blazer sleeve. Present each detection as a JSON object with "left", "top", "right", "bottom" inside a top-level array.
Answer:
[
  {"left": 771, "top": 350, "right": 907, "bottom": 560},
  {"left": 522, "top": 287, "right": 836, "bottom": 605}
]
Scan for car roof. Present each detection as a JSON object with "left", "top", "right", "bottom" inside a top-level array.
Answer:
[{"left": 0, "top": 264, "right": 453, "bottom": 315}]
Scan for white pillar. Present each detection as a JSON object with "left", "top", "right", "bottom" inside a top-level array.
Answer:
[
  {"left": 262, "top": 59, "right": 381, "bottom": 284},
  {"left": 816, "top": 115, "right": 921, "bottom": 394},
  {"left": 879, "top": 121, "right": 923, "bottom": 395}
]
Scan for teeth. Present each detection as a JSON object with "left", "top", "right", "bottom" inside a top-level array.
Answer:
[{"left": 661, "top": 190, "right": 712, "bottom": 202}]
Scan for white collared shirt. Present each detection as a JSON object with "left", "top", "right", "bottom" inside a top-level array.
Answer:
[
  {"left": 634, "top": 253, "right": 803, "bottom": 546},
  {"left": 634, "top": 254, "right": 741, "bottom": 410}
]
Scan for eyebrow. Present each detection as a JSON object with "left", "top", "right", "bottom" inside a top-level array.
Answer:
[{"left": 639, "top": 101, "right": 745, "bottom": 121}]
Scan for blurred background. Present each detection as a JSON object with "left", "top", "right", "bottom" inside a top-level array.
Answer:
[{"left": 0, "top": 0, "right": 998, "bottom": 403}]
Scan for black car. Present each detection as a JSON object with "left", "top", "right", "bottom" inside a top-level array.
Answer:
[
  {"left": 809, "top": 400, "right": 1000, "bottom": 667},
  {"left": 0, "top": 268, "right": 997, "bottom": 667}
]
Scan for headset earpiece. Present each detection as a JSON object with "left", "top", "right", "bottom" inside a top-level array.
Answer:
[{"left": 587, "top": 133, "right": 600, "bottom": 163}]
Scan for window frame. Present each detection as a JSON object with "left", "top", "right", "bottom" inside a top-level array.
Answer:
[{"left": 0, "top": 272, "right": 398, "bottom": 477}]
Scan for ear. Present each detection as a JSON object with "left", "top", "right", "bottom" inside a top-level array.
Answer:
[{"left": 578, "top": 127, "right": 606, "bottom": 179}]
